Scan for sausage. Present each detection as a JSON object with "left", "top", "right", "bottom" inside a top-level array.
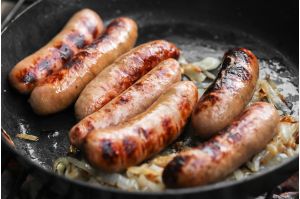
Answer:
[
  {"left": 192, "top": 48, "right": 259, "bottom": 138},
  {"left": 83, "top": 81, "right": 198, "bottom": 172},
  {"left": 163, "top": 102, "right": 280, "bottom": 188},
  {"left": 9, "top": 9, "right": 104, "bottom": 94},
  {"left": 29, "top": 17, "right": 138, "bottom": 115},
  {"left": 69, "top": 58, "right": 181, "bottom": 148},
  {"left": 75, "top": 40, "right": 180, "bottom": 120}
]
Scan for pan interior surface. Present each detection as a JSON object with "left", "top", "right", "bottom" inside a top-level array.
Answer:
[{"left": 1, "top": 0, "right": 298, "bottom": 194}]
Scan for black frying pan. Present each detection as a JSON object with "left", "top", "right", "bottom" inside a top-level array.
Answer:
[{"left": 1, "top": 0, "right": 299, "bottom": 198}]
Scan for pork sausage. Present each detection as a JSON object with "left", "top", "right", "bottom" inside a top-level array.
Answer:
[
  {"left": 75, "top": 40, "right": 180, "bottom": 119},
  {"left": 29, "top": 17, "right": 138, "bottom": 115},
  {"left": 9, "top": 9, "right": 104, "bottom": 94},
  {"left": 192, "top": 48, "right": 259, "bottom": 138},
  {"left": 70, "top": 58, "right": 181, "bottom": 148},
  {"left": 84, "top": 81, "right": 198, "bottom": 172},
  {"left": 163, "top": 102, "right": 280, "bottom": 188}
]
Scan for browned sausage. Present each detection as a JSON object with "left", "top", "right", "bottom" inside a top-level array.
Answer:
[
  {"left": 9, "top": 9, "right": 104, "bottom": 94},
  {"left": 163, "top": 102, "right": 280, "bottom": 188},
  {"left": 29, "top": 17, "right": 138, "bottom": 115},
  {"left": 192, "top": 48, "right": 259, "bottom": 138},
  {"left": 83, "top": 81, "right": 198, "bottom": 172},
  {"left": 69, "top": 58, "right": 181, "bottom": 148},
  {"left": 75, "top": 40, "right": 180, "bottom": 120}
]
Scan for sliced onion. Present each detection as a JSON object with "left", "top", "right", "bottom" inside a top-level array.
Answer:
[
  {"left": 137, "top": 175, "right": 164, "bottom": 191},
  {"left": 192, "top": 57, "right": 221, "bottom": 71},
  {"left": 178, "top": 56, "right": 188, "bottom": 65},
  {"left": 259, "top": 80, "right": 290, "bottom": 114},
  {"left": 181, "top": 64, "right": 207, "bottom": 83},
  {"left": 202, "top": 70, "right": 216, "bottom": 79}
]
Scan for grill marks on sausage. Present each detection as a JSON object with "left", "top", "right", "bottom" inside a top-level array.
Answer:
[
  {"left": 194, "top": 93, "right": 220, "bottom": 114},
  {"left": 88, "top": 41, "right": 179, "bottom": 112},
  {"left": 162, "top": 155, "right": 192, "bottom": 186},
  {"left": 123, "top": 138, "right": 137, "bottom": 157},
  {"left": 86, "top": 18, "right": 127, "bottom": 49},
  {"left": 15, "top": 34, "right": 89, "bottom": 85},
  {"left": 14, "top": 14, "right": 100, "bottom": 88},
  {"left": 65, "top": 51, "right": 90, "bottom": 69},
  {"left": 209, "top": 48, "right": 253, "bottom": 92},
  {"left": 43, "top": 50, "right": 91, "bottom": 84},
  {"left": 194, "top": 48, "right": 254, "bottom": 114},
  {"left": 80, "top": 17, "right": 98, "bottom": 38},
  {"left": 117, "top": 95, "right": 132, "bottom": 105},
  {"left": 57, "top": 43, "right": 74, "bottom": 60},
  {"left": 67, "top": 32, "right": 86, "bottom": 49},
  {"left": 137, "top": 127, "right": 152, "bottom": 139},
  {"left": 43, "top": 18, "right": 132, "bottom": 86},
  {"left": 101, "top": 139, "right": 118, "bottom": 164},
  {"left": 22, "top": 71, "right": 37, "bottom": 84}
]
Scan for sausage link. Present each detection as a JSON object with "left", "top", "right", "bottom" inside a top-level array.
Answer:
[
  {"left": 163, "top": 102, "right": 280, "bottom": 188},
  {"left": 29, "top": 17, "right": 138, "bottom": 115},
  {"left": 9, "top": 9, "right": 104, "bottom": 94},
  {"left": 192, "top": 48, "right": 259, "bottom": 138},
  {"left": 75, "top": 40, "right": 180, "bottom": 119},
  {"left": 83, "top": 81, "right": 198, "bottom": 172},
  {"left": 70, "top": 58, "right": 181, "bottom": 148}
]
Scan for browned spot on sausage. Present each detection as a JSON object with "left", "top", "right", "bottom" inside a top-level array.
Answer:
[
  {"left": 101, "top": 139, "right": 118, "bottom": 164},
  {"left": 80, "top": 17, "right": 97, "bottom": 37},
  {"left": 85, "top": 120, "right": 95, "bottom": 132},
  {"left": 42, "top": 69, "right": 67, "bottom": 84},
  {"left": 238, "top": 48, "right": 256, "bottom": 61},
  {"left": 226, "top": 65, "right": 251, "bottom": 81},
  {"left": 161, "top": 117, "right": 176, "bottom": 145},
  {"left": 204, "top": 48, "right": 254, "bottom": 94},
  {"left": 162, "top": 118, "right": 172, "bottom": 132},
  {"left": 199, "top": 140, "right": 222, "bottom": 161},
  {"left": 65, "top": 51, "right": 89, "bottom": 69},
  {"left": 123, "top": 138, "right": 136, "bottom": 157},
  {"left": 137, "top": 127, "right": 152, "bottom": 139},
  {"left": 92, "top": 28, "right": 99, "bottom": 39},
  {"left": 133, "top": 81, "right": 143, "bottom": 88},
  {"left": 178, "top": 98, "right": 191, "bottom": 117},
  {"left": 162, "top": 155, "right": 192, "bottom": 187},
  {"left": 194, "top": 94, "right": 220, "bottom": 114},
  {"left": 37, "top": 59, "right": 51, "bottom": 71},
  {"left": 227, "top": 132, "right": 242, "bottom": 144},
  {"left": 117, "top": 95, "right": 131, "bottom": 105},
  {"left": 104, "top": 108, "right": 111, "bottom": 113},
  {"left": 22, "top": 71, "right": 36, "bottom": 83},
  {"left": 223, "top": 56, "right": 233, "bottom": 66},
  {"left": 85, "top": 18, "right": 126, "bottom": 47},
  {"left": 56, "top": 43, "right": 74, "bottom": 60},
  {"left": 106, "top": 18, "right": 127, "bottom": 32},
  {"left": 67, "top": 32, "right": 85, "bottom": 48}
]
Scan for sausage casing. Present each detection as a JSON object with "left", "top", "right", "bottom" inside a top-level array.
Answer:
[
  {"left": 163, "top": 102, "right": 280, "bottom": 188},
  {"left": 192, "top": 48, "right": 259, "bottom": 138},
  {"left": 69, "top": 58, "right": 181, "bottom": 148},
  {"left": 75, "top": 40, "right": 180, "bottom": 119},
  {"left": 9, "top": 9, "right": 104, "bottom": 94},
  {"left": 84, "top": 81, "right": 198, "bottom": 172},
  {"left": 29, "top": 17, "right": 138, "bottom": 115}
]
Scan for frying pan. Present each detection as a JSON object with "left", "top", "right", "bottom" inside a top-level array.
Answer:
[{"left": 1, "top": 0, "right": 299, "bottom": 198}]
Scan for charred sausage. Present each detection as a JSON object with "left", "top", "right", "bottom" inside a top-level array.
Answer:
[
  {"left": 29, "top": 17, "right": 138, "bottom": 115},
  {"left": 9, "top": 9, "right": 104, "bottom": 94},
  {"left": 83, "top": 81, "right": 198, "bottom": 172},
  {"left": 163, "top": 102, "right": 280, "bottom": 188},
  {"left": 192, "top": 48, "right": 259, "bottom": 138},
  {"left": 75, "top": 40, "right": 180, "bottom": 119},
  {"left": 69, "top": 58, "right": 181, "bottom": 148}
]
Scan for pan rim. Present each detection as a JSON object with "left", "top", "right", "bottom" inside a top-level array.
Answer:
[{"left": 1, "top": 0, "right": 299, "bottom": 196}]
